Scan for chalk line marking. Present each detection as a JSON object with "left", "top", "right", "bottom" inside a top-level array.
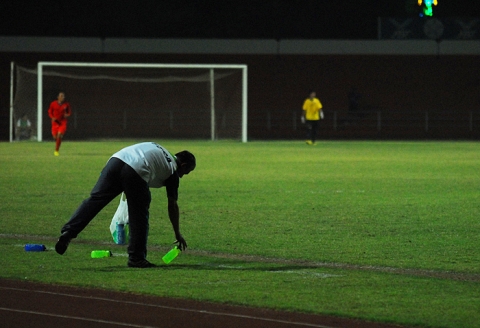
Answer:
[
  {"left": 0, "top": 307, "right": 156, "bottom": 328},
  {"left": 0, "top": 286, "right": 334, "bottom": 328},
  {"left": 269, "top": 271, "right": 343, "bottom": 278},
  {"left": 5, "top": 234, "right": 480, "bottom": 282},
  {"left": 14, "top": 244, "right": 128, "bottom": 257},
  {"left": 203, "top": 263, "right": 343, "bottom": 278}
]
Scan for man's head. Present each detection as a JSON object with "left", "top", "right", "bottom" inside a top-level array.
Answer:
[
  {"left": 309, "top": 90, "right": 316, "bottom": 99},
  {"left": 57, "top": 92, "right": 65, "bottom": 103},
  {"left": 175, "top": 150, "right": 196, "bottom": 177}
]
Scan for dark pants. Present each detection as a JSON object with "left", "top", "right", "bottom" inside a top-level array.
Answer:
[
  {"left": 61, "top": 158, "right": 151, "bottom": 261},
  {"left": 306, "top": 120, "right": 319, "bottom": 142}
]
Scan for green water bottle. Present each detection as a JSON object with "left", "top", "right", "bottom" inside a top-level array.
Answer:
[
  {"left": 162, "top": 246, "right": 180, "bottom": 264},
  {"left": 91, "top": 250, "right": 112, "bottom": 258}
]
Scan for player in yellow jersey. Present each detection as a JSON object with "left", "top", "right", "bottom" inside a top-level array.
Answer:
[{"left": 302, "top": 90, "right": 323, "bottom": 145}]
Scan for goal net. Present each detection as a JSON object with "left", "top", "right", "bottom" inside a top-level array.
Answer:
[{"left": 10, "top": 62, "right": 248, "bottom": 142}]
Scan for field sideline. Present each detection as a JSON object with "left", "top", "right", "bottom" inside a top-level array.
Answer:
[{"left": 1, "top": 140, "right": 479, "bottom": 328}]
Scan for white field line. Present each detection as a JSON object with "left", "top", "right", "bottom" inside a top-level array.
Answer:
[
  {"left": 0, "top": 286, "right": 335, "bottom": 328},
  {"left": 13, "top": 242, "right": 340, "bottom": 278},
  {"left": 0, "top": 307, "right": 157, "bottom": 328},
  {"left": 13, "top": 244, "right": 128, "bottom": 257},
  {"left": 4, "top": 233, "right": 480, "bottom": 282}
]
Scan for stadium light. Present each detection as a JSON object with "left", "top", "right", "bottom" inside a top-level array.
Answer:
[{"left": 418, "top": 0, "right": 438, "bottom": 17}]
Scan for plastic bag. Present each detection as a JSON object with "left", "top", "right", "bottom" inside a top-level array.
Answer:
[{"left": 110, "top": 192, "right": 129, "bottom": 244}]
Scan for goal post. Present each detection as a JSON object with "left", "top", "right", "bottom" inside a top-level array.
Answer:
[
  {"left": 11, "top": 62, "right": 248, "bottom": 142},
  {"left": 9, "top": 62, "right": 14, "bottom": 142}
]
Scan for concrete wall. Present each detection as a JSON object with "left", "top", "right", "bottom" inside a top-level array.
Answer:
[{"left": 1, "top": 37, "right": 479, "bottom": 140}]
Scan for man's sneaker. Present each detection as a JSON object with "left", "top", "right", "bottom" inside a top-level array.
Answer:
[
  {"left": 306, "top": 140, "right": 313, "bottom": 145},
  {"left": 55, "top": 231, "right": 72, "bottom": 255},
  {"left": 127, "top": 259, "right": 156, "bottom": 268},
  {"left": 54, "top": 151, "right": 60, "bottom": 156}
]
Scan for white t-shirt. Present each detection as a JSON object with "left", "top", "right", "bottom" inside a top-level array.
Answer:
[{"left": 112, "top": 142, "right": 177, "bottom": 188}]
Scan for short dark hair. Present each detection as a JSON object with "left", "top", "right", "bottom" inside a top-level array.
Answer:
[{"left": 175, "top": 150, "right": 196, "bottom": 171}]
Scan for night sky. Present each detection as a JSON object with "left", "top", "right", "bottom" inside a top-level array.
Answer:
[{"left": 1, "top": 1, "right": 479, "bottom": 40}]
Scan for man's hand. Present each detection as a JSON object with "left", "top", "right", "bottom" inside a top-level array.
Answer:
[{"left": 175, "top": 234, "right": 187, "bottom": 251}]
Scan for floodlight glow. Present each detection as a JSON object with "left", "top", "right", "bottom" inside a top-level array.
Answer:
[{"left": 418, "top": 0, "right": 438, "bottom": 17}]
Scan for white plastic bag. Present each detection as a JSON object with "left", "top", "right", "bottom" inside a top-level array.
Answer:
[{"left": 110, "top": 192, "right": 129, "bottom": 244}]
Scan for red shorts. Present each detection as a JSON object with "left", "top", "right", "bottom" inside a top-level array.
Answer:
[{"left": 51, "top": 120, "right": 68, "bottom": 137}]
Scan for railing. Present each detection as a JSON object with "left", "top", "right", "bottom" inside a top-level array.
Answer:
[{"left": 250, "top": 110, "right": 480, "bottom": 139}]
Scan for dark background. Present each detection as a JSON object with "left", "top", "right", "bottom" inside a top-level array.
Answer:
[
  {"left": 1, "top": 1, "right": 479, "bottom": 40},
  {"left": 1, "top": 1, "right": 480, "bottom": 140}
]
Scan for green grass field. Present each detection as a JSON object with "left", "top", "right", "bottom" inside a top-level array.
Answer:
[{"left": 1, "top": 140, "right": 479, "bottom": 328}]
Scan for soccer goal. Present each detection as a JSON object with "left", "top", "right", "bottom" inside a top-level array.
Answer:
[{"left": 10, "top": 62, "right": 248, "bottom": 142}]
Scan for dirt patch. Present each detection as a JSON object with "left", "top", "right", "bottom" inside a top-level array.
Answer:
[{"left": 0, "top": 278, "right": 409, "bottom": 328}]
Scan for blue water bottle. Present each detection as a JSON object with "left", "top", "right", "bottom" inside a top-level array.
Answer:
[
  {"left": 25, "top": 244, "right": 46, "bottom": 252},
  {"left": 116, "top": 223, "right": 125, "bottom": 244}
]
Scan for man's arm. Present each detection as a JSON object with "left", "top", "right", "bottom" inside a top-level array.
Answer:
[
  {"left": 301, "top": 99, "right": 309, "bottom": 123},
  {"left": 48, "top": 103, "right": 54, "bottom": 120},
  {"left": 167, "top": 197, "right": 187, "bottom": 251},
  {"left": 48, "top": 103, "right": 59, "bottom": 123},
  {"left": 317, "top": 99, "right": 324, "bottom": 119},
  {"left": 65, "top": 103, "right": 72, "bottom": 118}
]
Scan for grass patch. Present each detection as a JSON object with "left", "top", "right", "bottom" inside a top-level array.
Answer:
[{"left": 1, "top": 140, "right": 480, "bottom": 327}]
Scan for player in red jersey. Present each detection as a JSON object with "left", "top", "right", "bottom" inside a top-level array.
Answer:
[{"left": 48, "top": 92, "right": 71, "bottom": 156}]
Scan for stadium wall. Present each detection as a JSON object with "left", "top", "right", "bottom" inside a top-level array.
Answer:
[{"left": 1, "top": 37, "right": 479, "bottom": 141}]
